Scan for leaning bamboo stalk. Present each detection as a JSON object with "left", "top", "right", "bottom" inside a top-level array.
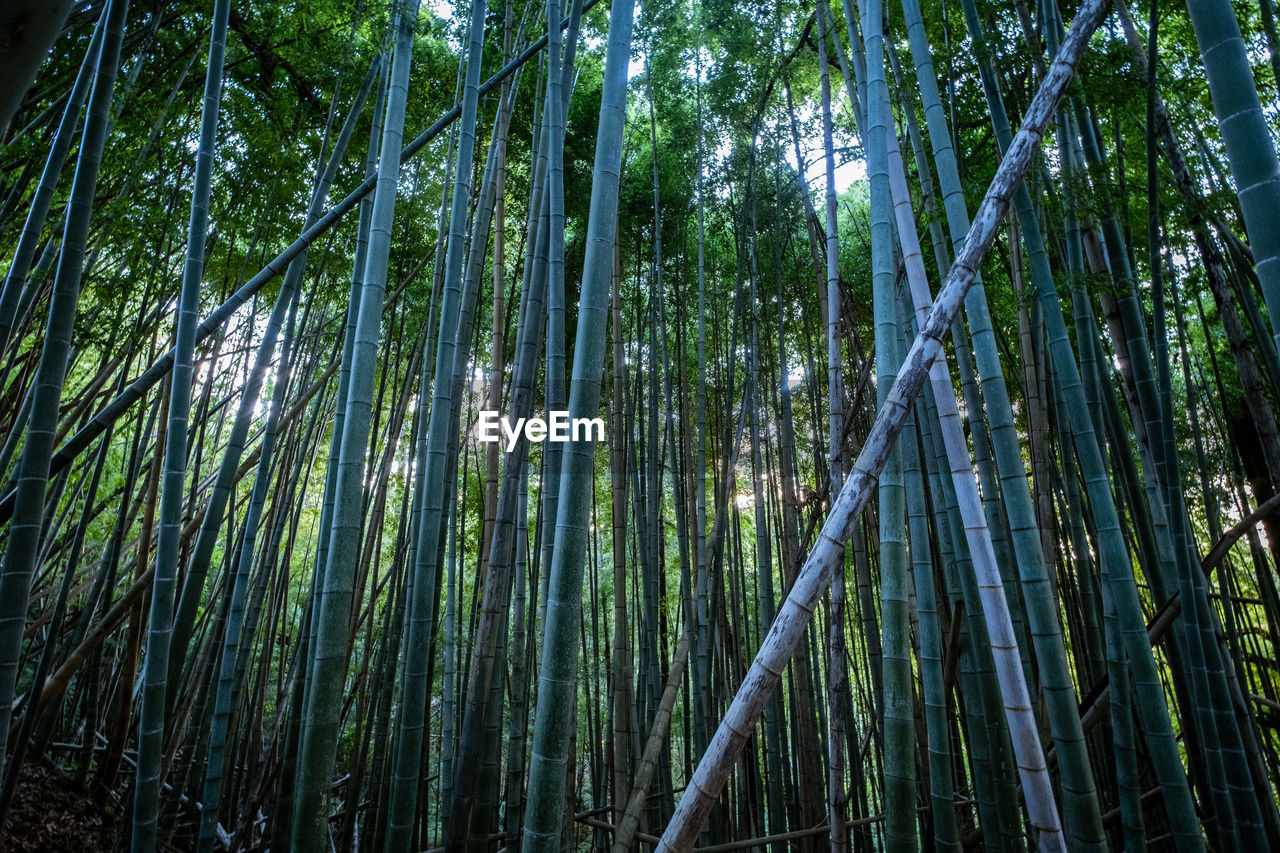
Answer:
[
  {"left": 195, "top": 279, "right": 299, "bottom": 853},
  {"left": 611, "top": 631, "right": 691, "bottom": 853},
  {"left": 859, "top": 11, "right": 1079, "bottom": 837},
  {"left": 654, "top": 1, "right": 1110, "bottom": 846}
]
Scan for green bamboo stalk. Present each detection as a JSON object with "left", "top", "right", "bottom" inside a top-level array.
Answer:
[
  {"left": 900, "top": 414, "right": 959, "bottom": 851},
  {"left": 691, "top": 41, "right": 711, "bottom": 781},
  {"left": 439, "top": 496, "right": 459, "bottom": 835},
  {"left": 504, "top": 476, "right": 532, "bottom": 849},
  {"left": 274, "top": 52, "right": 388, "bottom": 848},
  {"left": 743, "top": 139, "right": 787, "bottom": 849},
  {"left": 291, "top": 3, "right": 419, "bottom": 847},
  {"left": 195, "top": 273, "right": 300, "bottom": 853},
  {"left": 133, "top": 1, "right": 228, "bottom": 845},
  {"left": 380, "top": 0, "right": 485, "bottom": 843},
  {"left": 1186, "top": 0, "right": 1280, "bottom": 356},
  {"left": 857, "top": 0, "right": 918, "bottom": 847},
  {"left": 519, "top": 0, "right": 634, "bottom": 841},
  {"left": 1043, "top": 80, "right": 1148, "bottom": 853},
  {"left": 0, "top": 2, "right": 75, "bottom": 139},
  {"left": 442, "top": 87, "right": 530, "bottom": 853}
]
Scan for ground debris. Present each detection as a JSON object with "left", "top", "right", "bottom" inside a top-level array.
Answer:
[{"left": 0, "top": 766, "right": 118, "bottom": 852}]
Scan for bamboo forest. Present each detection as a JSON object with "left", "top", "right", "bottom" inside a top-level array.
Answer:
[{"left": 5, "top": 0, "right": 1280, "bottom": 849}]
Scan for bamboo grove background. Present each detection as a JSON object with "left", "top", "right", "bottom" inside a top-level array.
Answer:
[{"left": 0, "top": 0, "right": 1278, "bottom": 849}]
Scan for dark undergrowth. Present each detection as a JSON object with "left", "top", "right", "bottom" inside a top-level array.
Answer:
[{"left": 0, "top": 766, "right": 118, "bottom": 852}]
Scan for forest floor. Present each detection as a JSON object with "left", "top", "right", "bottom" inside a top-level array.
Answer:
[{"left": 0, "top": 766, "right": 118, "bottom": 852}]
